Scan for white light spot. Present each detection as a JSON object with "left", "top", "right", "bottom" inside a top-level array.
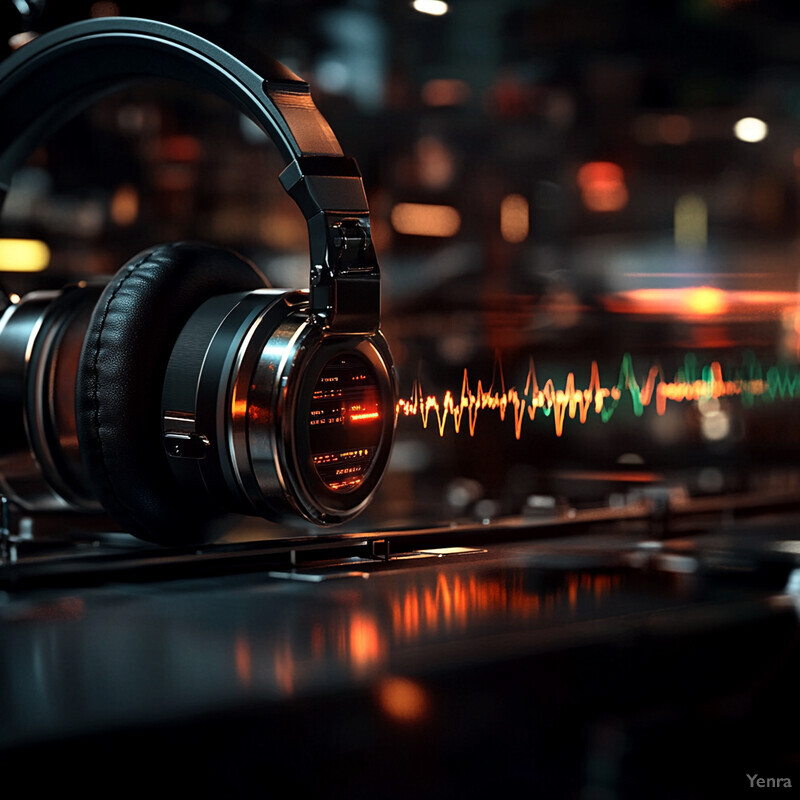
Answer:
[
  {"left": 412, "top": 0, "right": 449, "bottom": 16},
  {"left": 734, "top": 117, "right": 768, "bottom": 143}
]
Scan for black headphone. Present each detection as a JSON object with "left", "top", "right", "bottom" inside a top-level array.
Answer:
[{"left": 0, "top": 17, "right": 397, "bottom": 545}]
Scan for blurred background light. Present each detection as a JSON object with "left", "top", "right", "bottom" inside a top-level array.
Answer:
[
  {"left": 421, "top": 78, "right": 471, "bottom": 107},
  {"left": 415, "top": 136, "right": 456, "bottom": 190},
  {"left": 391, "top": 203, "right": 461, "bottom": 237},
  {"left": 577, "top": 162, "right": 628, "bottom": 212},
  {"left": 109, "top": 183, "right": 139, "bottom": 226},
  {"left": 8, "top": 30, "right": 36, "bottom": 49},
  {"left": 674, "top": 193, "right": 708, "bottom": 250},
  {"left": 0, "top": 238, "right": 50, "bottom": 272},
  {"left": 734, "top": 117, "right": 768, "bottom": 143},
  {"left": 412, "top": 0, "right": 449, "bottom": 16},
  {"left": 685, "top": 286, "right": 727, "bottom": 316},
  {"left": 658, "top": 114, "right": 693, "bottom": 145},
  {"left": 500, "top": 193, "right": 529, "bottom": 243}
]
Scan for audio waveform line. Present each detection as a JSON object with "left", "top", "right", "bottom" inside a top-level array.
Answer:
[{"left": 396, "top": 352, "right": 800, "bottom": 439}]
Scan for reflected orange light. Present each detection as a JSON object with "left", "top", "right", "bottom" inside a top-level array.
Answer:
[
  {"left": 567, "top": 574, "right": 578, "bottom": 610},
  {"left": 377, "top": 677, "right": 429, "bottom": 723},
  {"left": 500, "top": 193, "right": 529, "bottom": 243},
  {"left": 274, "top": 641, "right": 295, "bottom": 695},
  {"left": 234, "top": 633, "right": 252, "bottom": 689},
  {"left": 232, "top": 398, "right": 248, "bottom": 418},
  {"left": 391, "top": 202, "right": 461, "bottom": 237},
  {"left": 258, "top": 570, "right": 628, "bottom": 695},
  {"left": 387, "top": 570, "right": 622, "bottom": 641},
  {"left": 349, "top": 611, "right": 383, "bottom": 669},
  {"left": 311, "top": 623, "right": 325, "bottom": 657},
  {"left": 577, "top": 162, "right": 628, "bottom": 212}
]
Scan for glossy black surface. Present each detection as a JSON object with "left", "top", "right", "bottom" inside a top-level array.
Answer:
[{"left": 1, "top": 508, "right": 799, "bottom": 797}]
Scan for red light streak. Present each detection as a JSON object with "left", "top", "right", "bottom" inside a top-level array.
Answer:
[
  {"left": 349, "top": 411, "right": 380, "bottom": 423},
  {"left": 603, "top": 288, "right": 798, "bottom": 317},
  {"left": 397, "top": 352, "right": 797, "bottom": 439}
]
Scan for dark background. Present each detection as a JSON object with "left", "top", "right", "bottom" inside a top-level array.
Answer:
[{"left": 3, "top": 0, "right": 800, "bottom": 534}]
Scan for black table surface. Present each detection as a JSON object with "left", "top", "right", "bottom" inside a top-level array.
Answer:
[{"left": 1, "top": 505, "right": 799, "bottom": 798}]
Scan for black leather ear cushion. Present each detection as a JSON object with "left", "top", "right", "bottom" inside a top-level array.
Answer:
[{"left": 75, "top": 242, "right": 269, "bottom": 545}]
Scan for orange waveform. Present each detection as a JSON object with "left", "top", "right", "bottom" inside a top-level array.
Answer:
[{"left": 396, "top": 353, "right": 784, "bottom": 439}]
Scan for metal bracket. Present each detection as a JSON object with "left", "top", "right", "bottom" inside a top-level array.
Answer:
[
  {"left": 278, "top": 156, "right": 380, "bottom": 334},
  {"left": 307, "top": 213, "right": 381, "bottom": 333}
]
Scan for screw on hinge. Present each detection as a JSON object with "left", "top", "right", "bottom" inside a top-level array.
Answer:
[{"left": 330, "top": 219, "right": 372, "bottom": 272}]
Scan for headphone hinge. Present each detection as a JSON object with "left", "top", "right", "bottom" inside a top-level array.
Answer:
[{"left": 309, "top": 214, "right": 380, "bottom": 334}]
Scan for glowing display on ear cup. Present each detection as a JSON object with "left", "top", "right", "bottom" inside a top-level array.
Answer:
[
  {"left": 162, "top": 289, "right": 396, "bottom": 529},
  {"left": 308, "top": 353, "right": 383, "bottom": 493}
]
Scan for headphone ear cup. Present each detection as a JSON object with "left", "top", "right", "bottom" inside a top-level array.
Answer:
[{"left": 75, "top": 242, "right": 269, "bottom": 544}]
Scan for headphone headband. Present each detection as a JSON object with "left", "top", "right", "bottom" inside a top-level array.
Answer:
[
  {"left": 0, "top": 17, "right": 379, "bottom": 332},
  {"left": 0, "top": 17, "right": 343, "bottom": 177}
]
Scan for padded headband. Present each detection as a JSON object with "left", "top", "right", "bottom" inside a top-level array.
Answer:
[{"left": 0, "top": 17, "right": 369, "bottom": 221}]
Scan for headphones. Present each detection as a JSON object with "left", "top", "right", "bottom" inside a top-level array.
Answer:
[{"left": 0, "top": 17, "right": 397, "bottom": 545}]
